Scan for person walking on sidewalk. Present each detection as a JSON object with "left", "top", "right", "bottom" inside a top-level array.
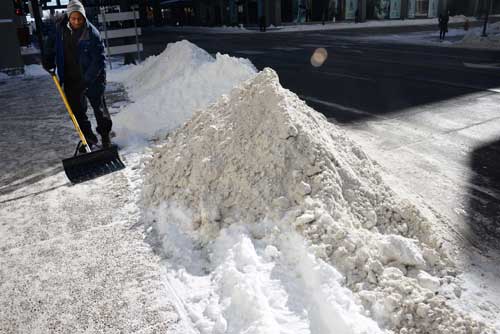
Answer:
[
  {"left": 43, "top": 0, "right": 113, "bottom": 149},
  {"left": 259, "top": 15, "right": 266, "bottom": 32},
  {"left": 439, "top": 11, "right": 449, "bottom": 41}
]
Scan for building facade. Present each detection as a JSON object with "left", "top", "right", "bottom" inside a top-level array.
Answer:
[
  {"left": 0, "top": 0, "right": 24, "bottom": 74},
  {"left": 177, "top": 0, "right": 498, "bottom": 26}
]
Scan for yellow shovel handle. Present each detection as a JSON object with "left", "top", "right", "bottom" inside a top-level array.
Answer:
[{"left": 51, "top": 74, "right": 91, "bottom": 153}]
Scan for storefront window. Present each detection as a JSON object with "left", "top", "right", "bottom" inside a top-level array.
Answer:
[
  {"left": 374, "top": 0, "right": 391, "bottom": 19},
  {"left": 428, "top": 0, "right": 438, "bottom": 17},
  {"left": 389, "top": 0, "right": 401, "bottom": 19},
  {"left": 296, "top": 0, "right": 307, "bottom": 23},
  {"left": 345, "top": 0, "right": 358, "bottom": 20},
  {"left": 408, "top": 0, "right": 416, "bottom": 18}
]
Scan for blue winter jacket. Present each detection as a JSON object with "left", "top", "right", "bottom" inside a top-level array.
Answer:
[{"left": 44, "top": 16, "right": 105, "bottom": 86}]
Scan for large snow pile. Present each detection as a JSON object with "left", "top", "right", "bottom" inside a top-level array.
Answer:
[
  {"left": 142, "top": 68, "right": 494, "bottom": 333},
  {"left": 459, "top": 22, "right": 500, "bottom": 49},
  {"left": 110, "top": 40, "right": 257, "bottom": 144}
]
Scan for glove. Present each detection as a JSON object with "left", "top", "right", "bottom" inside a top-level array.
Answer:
[{"left": 42, "top": 59, "right": 55, "bottom": 74}]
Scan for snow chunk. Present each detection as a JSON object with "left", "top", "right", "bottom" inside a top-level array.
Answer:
[
  {"left": 378, "top": 234, "right": 426, "bottom": 267},
  {"left": 417, "top": 270, "right": 441, "bottom": 292}
]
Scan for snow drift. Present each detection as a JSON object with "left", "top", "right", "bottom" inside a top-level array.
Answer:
[
  {"left": 459, "top": 22, "right": 500, "bottom": 49},
  {"left": 142, "top": 68, "right": 494, "bottom": 333},
  {"left": 110, "top": 40, "right": 257, "bottom": 144}
]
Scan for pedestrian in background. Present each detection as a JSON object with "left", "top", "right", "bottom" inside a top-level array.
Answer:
[
  {"left": 439, "top": 11, "right": 449, "bottom": 41},
  {"left": 464, "top": 19, "right": 470, "bottom": 31},
  {"left": 259, "top": 15, "right": 266, "bottom": 32},
  {"left": 43, "top": 0, "right": 113, "bottom": 150}
]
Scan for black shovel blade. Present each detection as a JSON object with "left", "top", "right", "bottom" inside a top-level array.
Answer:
[{"left": 62, "top": 146, "right": 125, "bottom": 184}]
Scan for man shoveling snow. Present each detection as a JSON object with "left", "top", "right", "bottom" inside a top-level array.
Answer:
[{"left": 43, "top": 0, "right": 113, "bottom": 150}]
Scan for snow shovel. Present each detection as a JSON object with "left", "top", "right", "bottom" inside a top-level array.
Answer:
[{"left": 51, "top": 73, "right": 125, "bottom": 184}]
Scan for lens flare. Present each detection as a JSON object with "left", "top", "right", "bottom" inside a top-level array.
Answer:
[{"left": 310, "top": 48, "right": 328, "bottom": 67}]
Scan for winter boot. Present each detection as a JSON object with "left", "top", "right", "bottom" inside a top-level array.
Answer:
[{"left": 101, "top": 132, "right": 111, "bottom": 148}]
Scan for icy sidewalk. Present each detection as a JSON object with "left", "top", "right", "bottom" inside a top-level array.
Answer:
[
  {"left": 153, "top": 15, "right": 480, "bottom": 35},
  {"left": 336, "top": 77, "right": 500, "bottom": 330},
  {"left": 350, "top": 21, "right": 500, "bottom": 50},
  {"left": 0, "top": 75, "right": 178, "bottom": 333}
]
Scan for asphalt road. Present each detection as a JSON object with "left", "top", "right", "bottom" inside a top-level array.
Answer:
[
  {"left": 23, "top": 22, "right": 500, "bottom": 120},
  {"left": 140, "top": 24, "right": 500, "bottom": 117}
]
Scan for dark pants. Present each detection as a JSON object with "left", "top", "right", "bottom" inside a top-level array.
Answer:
[
  {"left": 439, "top": 26, "right": 447, "bottom": 40},
  {"left": 64, "top": 79, "right": 112, "bottom": 144},
  {"left": 259, "top": 16, "right": 266, "bottom": 32}
]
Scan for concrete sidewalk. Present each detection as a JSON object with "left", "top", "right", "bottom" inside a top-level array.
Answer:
[
  {"left": 149, "top": 15, "right": 500, "bottom": 35},
  {"left": 0, "top": 74, "right": 178, "bottom": 333}
]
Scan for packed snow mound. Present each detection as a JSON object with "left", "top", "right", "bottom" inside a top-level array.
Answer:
[
  {"left": 143, "top": 68, "right": 494, "bottom": 333},
  {"left": 146, "top": 203, "right": 383, "bottom": 334},
  {"left": 459, "top": 22, "right": 500, "bottom": 49},
  {"left": 449, "top": 15, "right": 469, "bottom": 23},
  {"left": 0, "top": 65, "right": 49, "bottom": 79},
  {"left": 111, "top": 40, "right": 257, "bottom": 143}
]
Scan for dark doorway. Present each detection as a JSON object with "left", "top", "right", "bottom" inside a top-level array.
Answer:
[
  {"left": 312, "top": 0, "right": 328, "bottom": 20},
  {"left": 366, "top": 0, "right": 377, "bottom": 19},
  {"left": 448, "top": 0, "right": 470, "bottom": 16},
  {"left": 214, "top": 5, "right": 222, "bottom": 25},
  {"left": 338, "top": 0, "right": 344, "bottom": 19},
  {"left": 248, "top": 0, "right": 258, "bottom": 24},
  {"left": 282, "top": 0, "right": 294, "bottom": 22}
]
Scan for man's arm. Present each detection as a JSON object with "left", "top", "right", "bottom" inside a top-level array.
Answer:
[
  {"left": 83, "top": 27, "right": 106, "bottom": 85},
  {"left": 42, "top": 26, "right": 56, "bottom": 72}
]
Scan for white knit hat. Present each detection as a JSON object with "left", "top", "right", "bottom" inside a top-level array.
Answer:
[{"left": 67, "top": 0, "right": 86, "bottom": 19}]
